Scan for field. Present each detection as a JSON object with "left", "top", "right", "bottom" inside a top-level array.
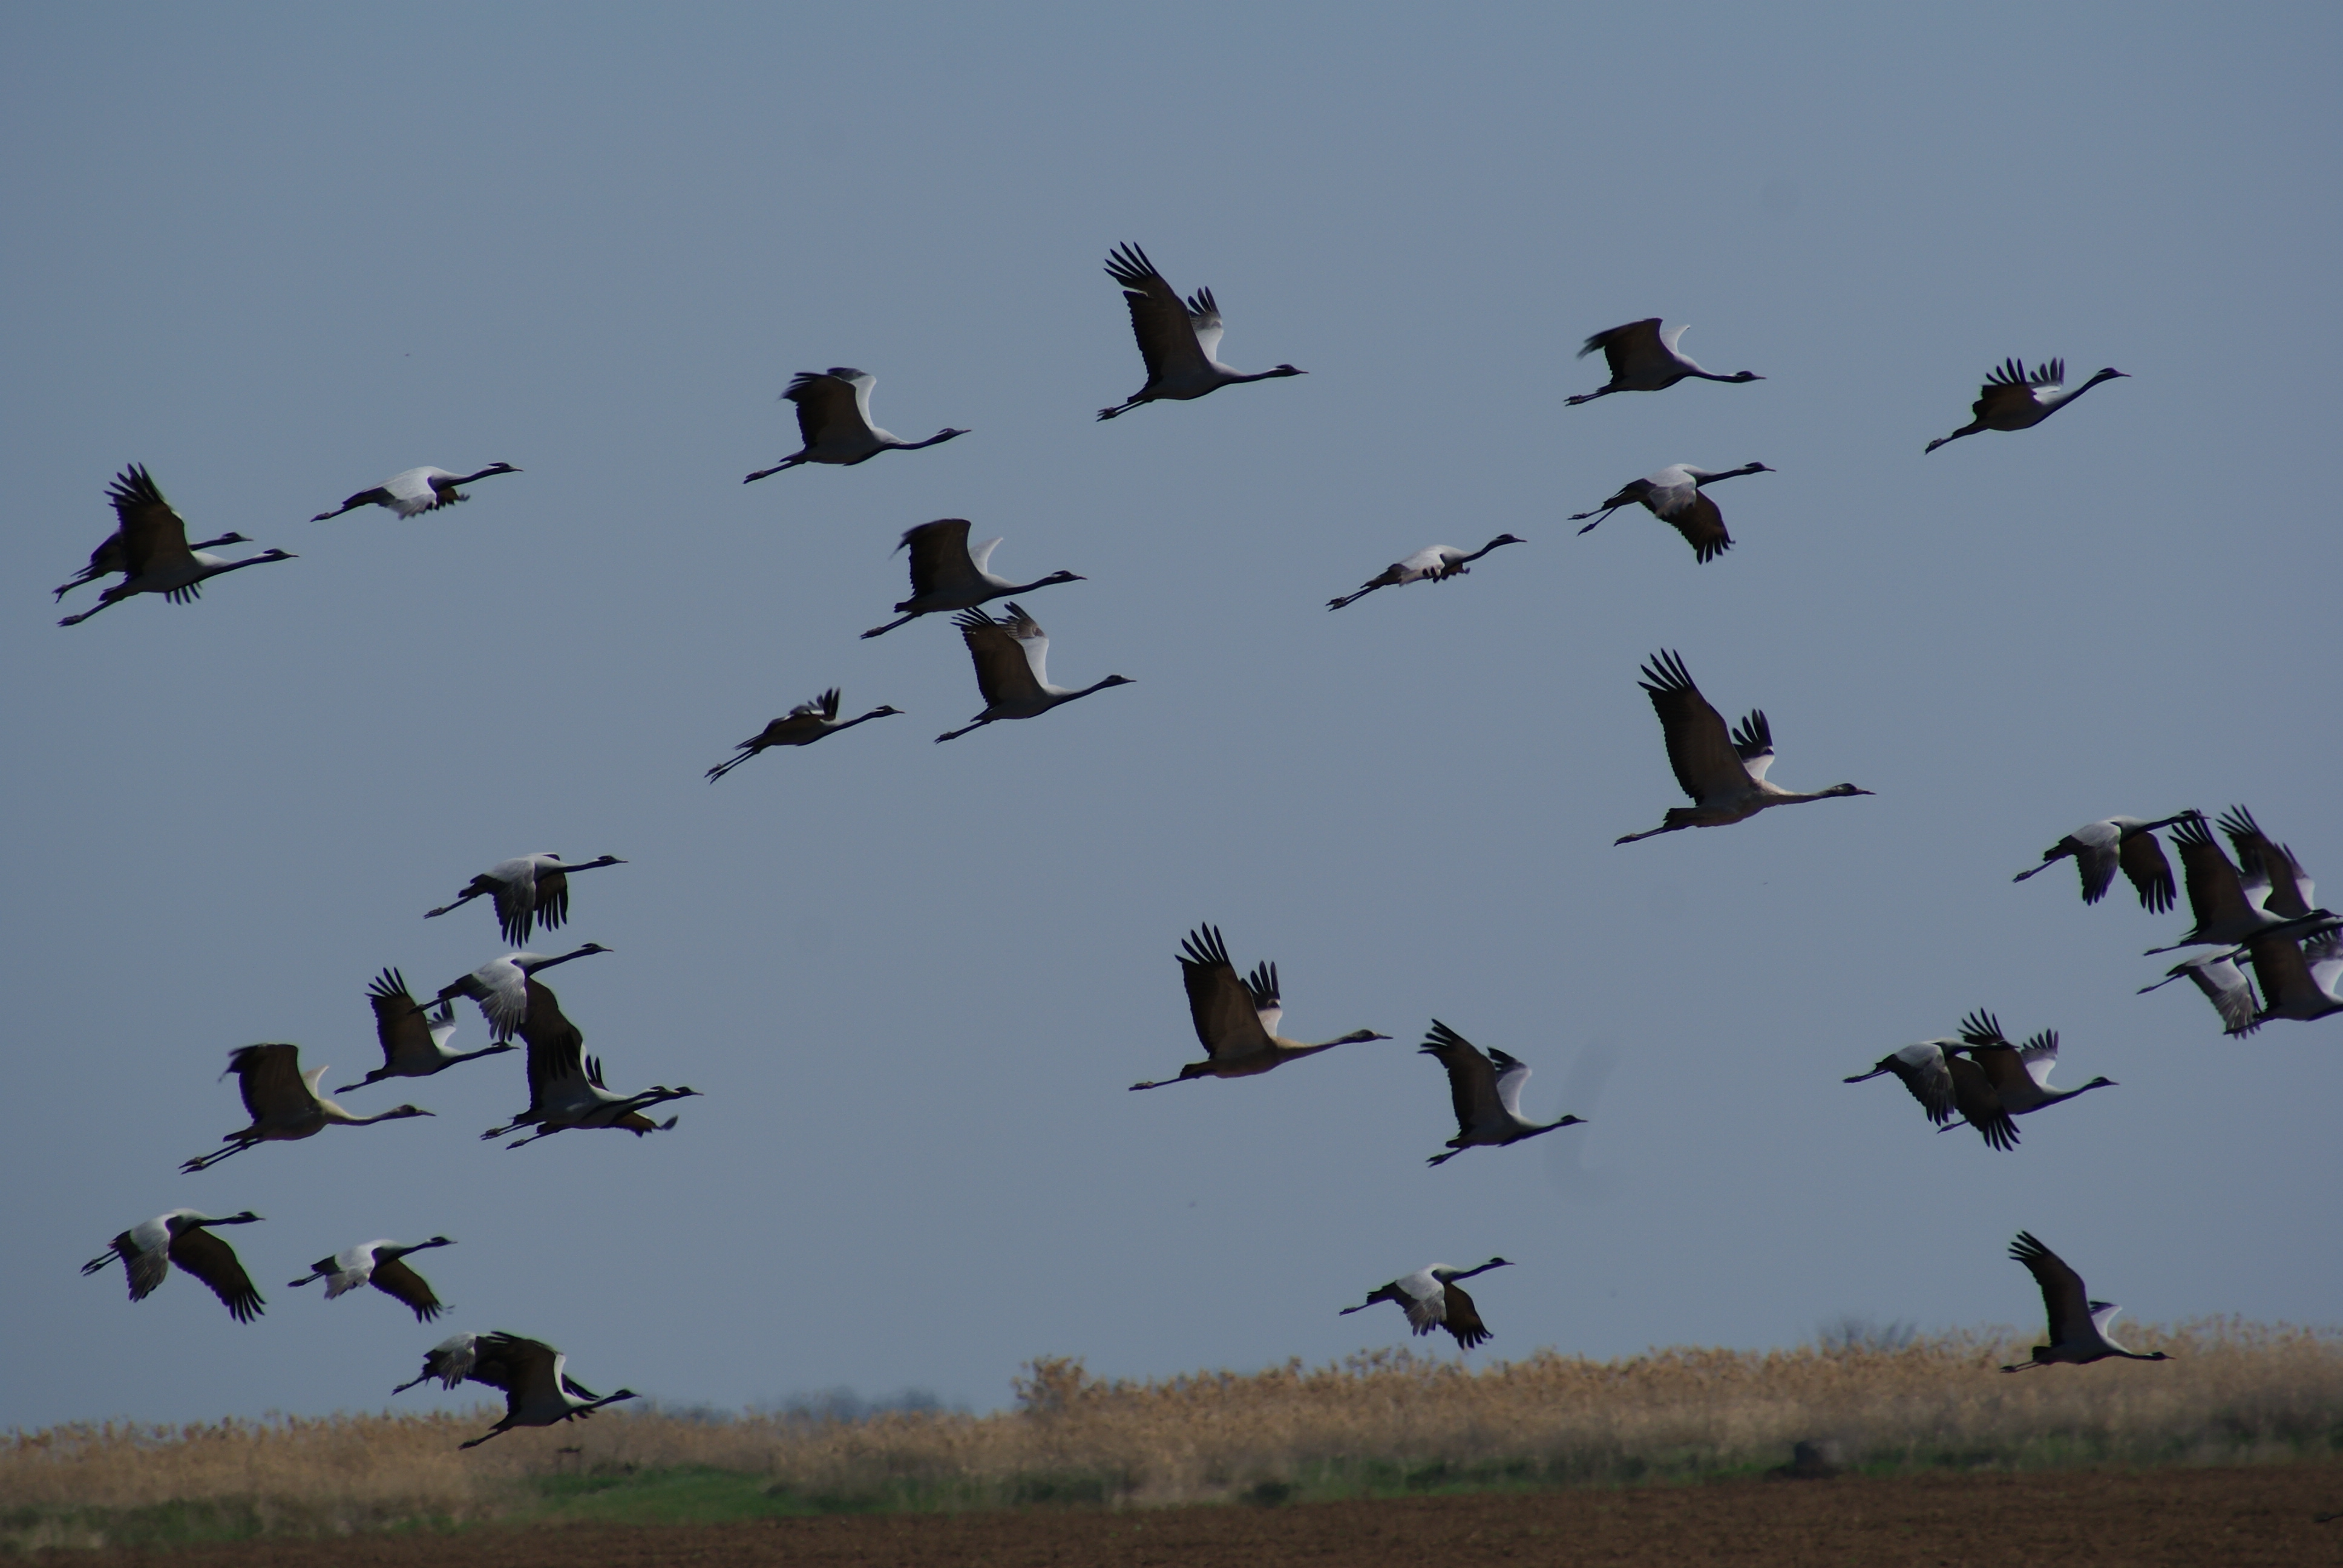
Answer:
[
  {"left": 31, "top": 1469, "right": 2343, "bottom": 1568},
  {"left": 6, "top": 1321, "right": 2339, "bottom": 1557}
]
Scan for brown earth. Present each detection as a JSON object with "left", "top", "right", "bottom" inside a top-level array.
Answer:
[{"left": 64, "top": 1466, "right": 2343, "bottom": 1567}]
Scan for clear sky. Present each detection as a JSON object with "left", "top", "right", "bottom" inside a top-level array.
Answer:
[{"left": 4, "top": 5, "right": 2338, "bottom": 1430}]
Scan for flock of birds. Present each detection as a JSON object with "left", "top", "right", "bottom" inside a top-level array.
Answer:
[{"left": 66, "top": 240, "right": 2283, "bottom": 1443}]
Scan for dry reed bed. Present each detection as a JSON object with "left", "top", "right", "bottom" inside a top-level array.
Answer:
[{"left": 5, "top": 1320, "right": 2337, "bottom": 1538}]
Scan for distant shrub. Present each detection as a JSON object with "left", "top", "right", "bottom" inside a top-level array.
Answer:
[{"left": 5, "top": 1318, "right": 2337, "bottom": 1547}]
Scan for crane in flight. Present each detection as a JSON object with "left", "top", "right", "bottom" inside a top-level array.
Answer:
[
  {"left": 182, "top": 1045, "right": 433, "bottom": 1172},
  {"left": 1340, "top": 1259, "right": 1513, "bottom": 1350},
  {"left": 1566, "top": 320, "right": 1761, "bottom": 404},
  {"left": 744, "top": 369, "right": 966, "bottom": 480},
  {"left": 1096, "top": 244, "right": 1303, "bottom": 420},
  {"left": 1417, "top": 1022, "right": 1585, "bottom": 1165},
  {"left": 1616, "top": 650, "right": 1870, "bottom": 844},
  {"left": 310, "top": 464, "right": 521, "bottom": 520},
  {"left": 1326, "top": 537, "right": 1523, "bottom": 609},
  {"left": 2001, "top": 1232, "right": 2171, "bottom": 1370},
  {"left": 1925, "top": 358, "right": 2126, "bottom": 453},
  {"left": 1130, "top": 924, "right": 1388, "bottom": 1089},
  {"left": 57, "top": 465, "right": 294, "bottom": 627},
  {"left": 82, "top": 1210, "right": 265, "bottom": 1323},
  {"left": 1571, "top": 463, "right": 1771, "bottom": 564}
]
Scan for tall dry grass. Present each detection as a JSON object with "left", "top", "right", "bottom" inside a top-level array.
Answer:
[{"left": 5, "top": 1319, "right": 2338, "bottom": 1547}]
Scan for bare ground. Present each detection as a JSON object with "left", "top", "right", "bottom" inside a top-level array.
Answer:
[{"left": 51, "top": 1465, "right": 2343, "bottom": 1567}]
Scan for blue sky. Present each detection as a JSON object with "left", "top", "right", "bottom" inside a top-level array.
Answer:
[{"left": 4, "top": 4, "right": 2338, "bottom": 1428}]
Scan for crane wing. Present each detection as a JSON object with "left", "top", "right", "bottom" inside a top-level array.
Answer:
[
  {"left": 902, "top": 520, "right": 980, "bottom": 597},
  {"left": 1179, "top": 925, "right": 1273, "bottom": 1061},
  {"left": 464, "top": 1336, "right": 526, "bottom": 1393},
  {"left": 2170, "top": 953, "right": 2259, "bottom": 1035},
  {"left": 113, "top": 1233, "right": 172, "bottom": 1301},
  {"left": 1892, "top": 1044, "right": 1955, "bottom": 1122},
  {"left": 839, "top": 369, "right": 880, "bottom": 431},
  {"left": 1245, "top": 961, "right": 1283, "bottom": 1039},
  {"left": 228, "top": 1044, "right": 309, "bottom": 1121},
  {"left": 517, "top": 979, "right": 588, "bottom": 1106},
  {"left": 1104, "top": 244, "right": 1210, "bottom": 382},
  {"left": 1957, "top": 1009, "right": 2010, "bottom": 1047},
  {"left": 370, "top": 1256, "right": 447, "bottom": 1322},
  {"left": 105, "top": 465, "right": 195, "bottom": 577},
  {"left": 368, "top": 969, "right": 440, "bottom": 1070},
  {"left": 525, "top": 865, "right": 571, "bottom": 942},
  {"left": 409, "top": 1331, "right": 479, "bottom": 1390},
  {"left": 1487, "top": 1048, "right": 1535, "bottom": 1121},
  {"left": 1001, "top": 603, "right": 1052, "bottom": 688},
  {"left": 384, "top": 469, "right": 441, "bottom": 508},
  {"left": 2304, "top": 929, "right": 2343, "bottom": 995},
  {"left": 1730, "top": 710, "right": 1775, "bottom": 782},
  {"left": 2008, "top": 1231, "right": 2090, "bottom": 1345},
  {"left": 1948, "top": 1054, "right": 2018, "bottom": 1150},
  {"left": 483, "top": 1334, "right": 562, "bottom": 1415},
  {"left": 1183, "top": 286, "right": 1226, "bottom": 365},
  {"left": 1421, "top": 1021, "right": 1501, "bottom": 1136},
  {"left": 1662, "top": 490, "right": 1732, "bottom": 563},
  {"left": 2116, "top": 825, "right": 2180, "bottom": 912},
  {"left": 1637, "top": 650, "right": 1752, "bottom": 803},
  {"left": 784, "top": 371, "right": 872, "bottom": 446},
  {"left": 1973, "top": 358, "right": 2056, "bottom": 419},
  {"left": 2170, "top": 815, "right": 2256, "bottom": 930},
  {"left": 1579, "top": 318, "right": 1666, "bottom": 376},
  {"left": 1962, "top": 1042, "right": 2033, "bottom": 1098},
  {"left": 2017, "top": 1030, "right": 2060, "bottom": 1089},
  {"left": 954, "top": 607, "right": 1047, "bottom": 707},
  {"left": 1847, "top": 1042, "right": 1956, "bottom": 1125},
  {"left": 2218, "top": 806, "right": 2312, "bottom": 919},
  {"left": 1439, "top": 1281, "right": 1493, "bottom": 1350},
  {"left": 170, "top": 1226, "right": 264, "bottom": 1323},
  {"left": 1397, "top": 1272, "right": 1447, "bottom": 1332},
  {"left": 2245, "top": 930, "right": 2321, "bottom": 1011}
]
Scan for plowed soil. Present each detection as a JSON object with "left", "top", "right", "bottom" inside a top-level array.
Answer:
[{"left": 67, "top": 1466, "right": 2343, "bottom": 1567}]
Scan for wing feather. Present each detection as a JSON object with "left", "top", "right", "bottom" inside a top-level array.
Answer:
[
  {"left": 228, "top": 1044, "right": 309, "bottom": 1121},
  {"left": 1637, "top": 650, "right": 1751, "bottom": 803},
  {"left": 367, "top": 969, "right": 436, "bottom": 1070},
  {"left": 370, "top": 1256, "right": 447, "bottom": 1322},
  {"left": 2010, "top": 1231, "right": 2089, "bottom": 1344},
  {"left": 2117, "top": 829, "right": 2177, "bottom": 913},
  {"left": 1179, "top": 926, "right": 1273, "bottom": 1060},
  {"left": 170, "top": 1226, "right": 264, "bottom": 1323},
  {"left": 955, "top": 607, "right": 1046, "bottom": 705},
  {"left": 784, "top": 371, "right": 871, "bottom": 446},
  {"left": 2171, "top": 815, "right": 2255, "bottom": 929},
  {"left": 1729, "top": 710, "right": 1775, "bottom": 782},
  {"left": 1440, "top": 1281, "right": 1493, "bottom": 1350},
  {"left": 1420, "top": 1021, "right": 1501, "bottom": 1135},
  {"left": 517, "top": 979, "right": 588, "bottom": 1105},
  {"left": 1579, "top": 319, "right": 1666, "bottom": 376},
  {"left": 1104, "top": 245, "right": 1210, "bottom": 382},
  {"left": 106, "top": 465, "right": 195, "bottom": 577},
  {"left": 902, "top": 520, "right": 978, "bottom": 596},
  {"left": 1663, "top": 491, "right": 1732, "bottom": 562}
]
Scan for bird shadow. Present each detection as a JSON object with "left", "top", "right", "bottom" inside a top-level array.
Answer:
[{"left": 1543, "top": 1037, "right": 1620, "bottom": 1203}]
